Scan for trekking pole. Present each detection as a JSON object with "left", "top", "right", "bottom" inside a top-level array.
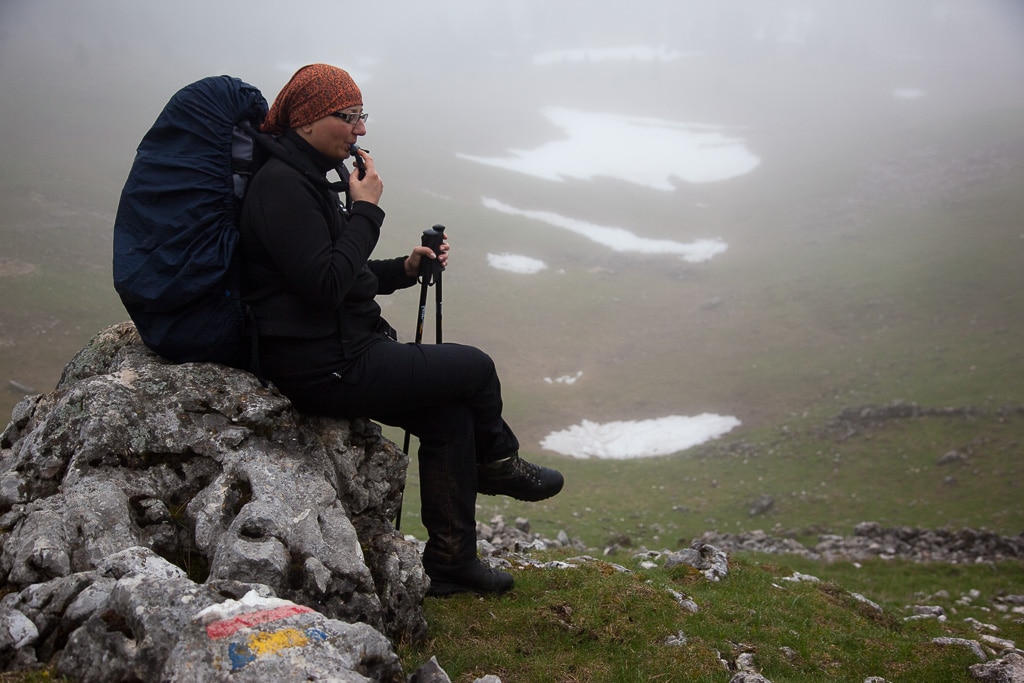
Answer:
[
  {"left": 397, "top": 225, "right": 446, "bottom": 531},
  {"left": 433, "top": 244, "right": 443, "bottom": 345}
]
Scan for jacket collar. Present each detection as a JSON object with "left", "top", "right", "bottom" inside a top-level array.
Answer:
[{"left": 282, "top": 128, "right": 340, "bottom": 175}]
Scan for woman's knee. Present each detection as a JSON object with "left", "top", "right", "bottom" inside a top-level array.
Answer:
[{"left": 446, "top": 343, "right": 496, "bottom": 382}]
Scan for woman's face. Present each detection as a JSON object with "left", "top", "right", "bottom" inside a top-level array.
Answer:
[{"left": 299, "top": 106, "right": 367, "bottom": 161}]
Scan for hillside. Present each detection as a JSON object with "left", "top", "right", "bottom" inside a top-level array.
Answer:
[{"left": 398, "top": 550, "right": 1023, "bottom": 682}]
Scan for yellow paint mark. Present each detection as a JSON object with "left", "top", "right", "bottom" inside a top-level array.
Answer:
[{"left": 246, "top": 627, "right": 309, "bottom": 656}]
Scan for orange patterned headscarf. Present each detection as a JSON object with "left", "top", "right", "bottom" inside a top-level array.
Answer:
[{"left": 261, "top": 64, "right": 362, "bottom": 134}]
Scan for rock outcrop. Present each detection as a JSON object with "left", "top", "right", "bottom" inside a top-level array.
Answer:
[{"left": 0, "top": 322, "right": 427, "bottom": 680}]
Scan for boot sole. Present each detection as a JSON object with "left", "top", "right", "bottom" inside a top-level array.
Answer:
[{"left": 477, "top": 479, "right": 564, "bottom": 502}]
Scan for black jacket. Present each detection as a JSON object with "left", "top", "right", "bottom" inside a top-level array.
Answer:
[{"left": 239, "top": 131, "right": 416, "bottom": 365}]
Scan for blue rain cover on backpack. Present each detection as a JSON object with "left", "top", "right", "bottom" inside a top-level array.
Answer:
[{"left": 113, "top": 76, "right": 269, "bottom": 367}]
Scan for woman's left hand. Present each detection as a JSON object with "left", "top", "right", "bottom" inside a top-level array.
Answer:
[{"left": 404, "top": 232, "right": 449, "bottom": 278}]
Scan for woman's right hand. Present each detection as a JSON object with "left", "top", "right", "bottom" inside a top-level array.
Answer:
[{"left": 348, "top": 149, "right": 383, "bottom": 205}]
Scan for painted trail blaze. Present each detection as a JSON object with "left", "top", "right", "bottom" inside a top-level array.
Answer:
[{"left": 205, "top": 605, "right": 314, "bottom": 640}]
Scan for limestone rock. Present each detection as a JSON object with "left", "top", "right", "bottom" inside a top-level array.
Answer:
[
  {"left": 0, "top": 322, "right": 428, "bottom": 673},
  {"left": 970, "top": 653, "right": 1024, "bottom": 683},
  {"left": 56, "top": 573, "right": 401, "bottom": 682}
]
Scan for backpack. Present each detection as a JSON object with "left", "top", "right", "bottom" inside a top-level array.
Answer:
[{"left": 113, "top": 75, "right": 270, "bottom": 368}]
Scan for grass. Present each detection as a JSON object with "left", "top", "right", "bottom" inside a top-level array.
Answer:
[
  {"left": 384, "top": 402, "right": 1024, "bottom": 680},
  {"left": 0, "top": 674, "right": 63, "bottom": 683},
  {"left": 397, "top": 552, "right": 1024, "bottom": 682},
  {"left": 389, "top": 403, "right": 1024, "bottom": 552}
]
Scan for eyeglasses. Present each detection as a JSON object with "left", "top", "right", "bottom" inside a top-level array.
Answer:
[{"left": 330, "top": 111, "right": 368, "bottom": 125}]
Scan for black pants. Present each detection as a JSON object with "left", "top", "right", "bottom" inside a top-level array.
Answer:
[{"left": 267, "top": 339, "right": 519, "bottom": 569}]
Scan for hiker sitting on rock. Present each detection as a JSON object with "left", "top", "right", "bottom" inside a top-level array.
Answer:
[{"left": 238, "top": 63, "right": 563, "bottom": 596}]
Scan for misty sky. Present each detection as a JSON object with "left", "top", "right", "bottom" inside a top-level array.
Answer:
[
  {"left": 2, "top": 0, "right": 1023, "bottom": 457},
  {"left": 3, "top": 1, "right": 1023, "bottom": 178}
]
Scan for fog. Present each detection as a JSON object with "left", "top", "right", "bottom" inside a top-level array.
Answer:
[{"left": 2, "top": 0, "right": 1023, "bottom": 458}]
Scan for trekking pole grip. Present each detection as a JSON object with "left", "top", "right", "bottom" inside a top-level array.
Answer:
[{"left": 419, "top": 224, "right": 446, "bottom": 283}]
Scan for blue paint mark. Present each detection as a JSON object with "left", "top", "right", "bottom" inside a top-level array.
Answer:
[
  {"left": 305, "top": 627, "right": 328, "bottom": 642},
  {"left": 228, "top": 641, "right": 256, "bottom": 670}
]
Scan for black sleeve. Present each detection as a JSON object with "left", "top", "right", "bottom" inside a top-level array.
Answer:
[{"left": 369, "top": 256, "right": 418, "bottom": 295}]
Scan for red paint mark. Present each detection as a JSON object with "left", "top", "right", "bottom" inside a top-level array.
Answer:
[{"left": 206, "top": 605, "right": 313, "bottom": 640}]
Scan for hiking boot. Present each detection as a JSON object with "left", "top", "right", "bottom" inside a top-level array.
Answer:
[
  {"left": 477, "top": 453, "right": 564, "bottom": 502},
  {"left": 425, "top": 558, "right": 514, "bottom": 597}
]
